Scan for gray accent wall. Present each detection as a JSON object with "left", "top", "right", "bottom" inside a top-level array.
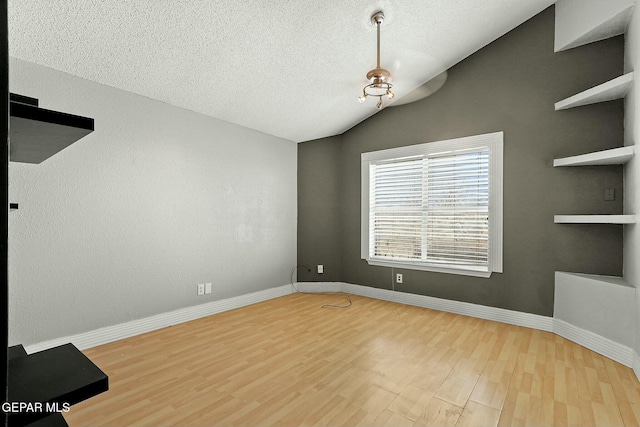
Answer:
[
  {"left": 298, "top": 135, "right": 343, "bottom": 282},
  {"left": 298, "top": 6, "right": 625, "bottom": 316}
]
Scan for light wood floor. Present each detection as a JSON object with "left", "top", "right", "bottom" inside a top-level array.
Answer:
[{"left": 64, "top": 293, "right": 640, "bottom": 427}]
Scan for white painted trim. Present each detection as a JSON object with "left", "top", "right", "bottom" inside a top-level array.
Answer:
[
  {"left": 294, "top": 282, "right": 342, "bottom": 293},
  {"left": 22, "top": 281, "right": 638, "bottom": 374},
  {"left": 340, "top": 282, "right": 553, "bottom": 331},
  {"left": 24, "top": 284, "right": 294, "bottom": 353},
  {"left": 360, "top": 131, "right": 504, "bottom": 275},
  {"left": 334, "top": 282, "right": 634, "bottom": 368},
  {"left": 366, "top": 259, "right": 492, "bottom": 278},
  {"left": 553, "top": 319, "right": 634, "bottom": 367}
]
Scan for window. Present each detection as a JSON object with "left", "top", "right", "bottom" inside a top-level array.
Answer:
[{"left": 361, "top": 132, "right": 503, "bottom": 278}]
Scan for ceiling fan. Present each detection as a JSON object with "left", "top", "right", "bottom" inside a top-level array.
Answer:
[
  {"left": 358, "top": 11, "right": 395, "bottom": 109},
  {"left": 358, "top": 10, "right": 448, "bottom": 109}
]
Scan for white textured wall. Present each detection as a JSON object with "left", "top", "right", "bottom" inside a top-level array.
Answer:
[
  {"left": 623, "top": 7, "right": 639, "bottom": 359},
  {"left": 8, "top": 58, "right": 297, "bottom": 346}
]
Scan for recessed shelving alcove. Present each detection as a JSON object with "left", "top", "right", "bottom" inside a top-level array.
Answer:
[{"left": 552, "top": 0, "right": 636, "bottom": 369}]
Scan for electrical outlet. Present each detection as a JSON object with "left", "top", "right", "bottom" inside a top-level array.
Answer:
[
  {"left": 205, "top": 283, "right": 212, "bottom": 294},
  {"left": 396, "top": 273, "right": 403, "bottom": 284},
  {"left": 197, "top": 284, "right": 205, "bottom": 296},
  {"left": 317, "top": 265, "right": 324, "bottom": 274}
]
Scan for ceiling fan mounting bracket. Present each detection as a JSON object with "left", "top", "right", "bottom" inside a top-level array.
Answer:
[{"left": 371, "top": 11, "right": 385, "bottom": 26}]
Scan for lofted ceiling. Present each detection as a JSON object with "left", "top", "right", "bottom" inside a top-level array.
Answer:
[{"left": 8, "top": 0, "right": 555, "bottom": 143}]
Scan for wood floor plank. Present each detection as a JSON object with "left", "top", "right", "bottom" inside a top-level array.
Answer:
[
  {"left": 371, "top": 409, "right": 415, "bottom": 427},
  {"left": 469, "top": 365, "right": 510, "bottom": 410},
  {"left": 457, "top": 400, "right": 501, "bottom": 427},
  {"left": 61, "top": 293, "right": 640, "bottom": 427},
  {"left": 497, "top": 388, "right": 519, "bottom": 427},
  {"left": 387, "top": 384, "right": 435, "bottom": 421},
  {"left": 414, "top": 397, "right": 462, "bottom": 426},
  {"left": 351, "top": 384, "right": 397, "bottom": 418},
  {"left": 510, "top": 391, "right": 541, "bottom": 426},
  {"left": 434, "top": 366, "right": 480, "bottom": 407}
]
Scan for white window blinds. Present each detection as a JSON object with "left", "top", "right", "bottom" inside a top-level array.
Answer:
[
  {"left": 424, "top": 151, "right": 489, "bottom": 266},
  {"left": 362, "top": 132, "right": 503, "bottom": 278},
  {"left": 370, "top": 158, "right": 424, "bottom": 261},
  {"left": 370, "top": 151, "right": 489, "bottom": 267}
]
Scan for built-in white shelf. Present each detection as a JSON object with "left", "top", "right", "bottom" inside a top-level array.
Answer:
[
  {"left": 552, "top": 2, "right": 637, "bottom": 364},
  {"left": 555, "top": 72, "right": 634, "bottom": 110},
  {"left": 554, "top": 0, "right": 635, "bottom": 52},
  {"left": 554, "top": 214, "right": 636, "bottom": 224},
  {"left": 556, "top": 271, "right": 632, "bottom": 288},
  {"left": 553, "top": 145, "right": 635, "bottom": 167}
]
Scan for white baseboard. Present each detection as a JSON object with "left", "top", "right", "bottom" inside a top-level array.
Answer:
[
  {"left": 341, "top": 282, "right": 554, "bottom": 331},
  {"left": 23, "top": 281, "right": 638, "bottom": 374},
  {"left": 553, "top": 319, "right": 634, "bottom": 367},
  {"left": 328, "top": 282, "right": 635, "bottom": 369},
  {"left": 294, "top": 281, "right": 342, "bottom": 293},
  {"left": 25, "top": 284, "right": 294, "bottom": 354}
]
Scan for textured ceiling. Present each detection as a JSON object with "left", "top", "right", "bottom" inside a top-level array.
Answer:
[{"left": 8, "top": 0, "right": 555, "bottom": 142}]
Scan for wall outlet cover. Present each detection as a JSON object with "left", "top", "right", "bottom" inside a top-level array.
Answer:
[
  {"left": 317, "top": 265, "right": 324, "bottom": 274},
  {"left": 197, "top": 284, "right": 205, "bottom": 296},
  {"left": 205, "top": 283, "right": 212, "bottom": 294}
]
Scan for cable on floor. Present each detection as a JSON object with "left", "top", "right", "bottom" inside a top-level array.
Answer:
[{"left": 290, "top": 265, "right": 352, "bottom": 309}]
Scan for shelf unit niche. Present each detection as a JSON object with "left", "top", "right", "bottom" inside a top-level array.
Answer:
[
  {"left": 552, "top": 0, "right": 636, "bottom": 368},
  {"left": 553, "top": 73, "right": 635, "bottom": 224}
]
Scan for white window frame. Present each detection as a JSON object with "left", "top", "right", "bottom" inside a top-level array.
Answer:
[{"left": 361, "top": 131, "right": 503, "bottom": 278}]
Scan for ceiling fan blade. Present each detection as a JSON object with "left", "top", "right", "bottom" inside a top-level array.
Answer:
[
  {"left": 389, "top": 70, "right": 448, "bottom": 106},
  {"left": 380, "top": 46, "right": 448, "bottom": 106}
]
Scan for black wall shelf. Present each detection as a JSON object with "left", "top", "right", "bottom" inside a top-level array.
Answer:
[{"left": 9, "top": 94, "right": 94, "bottom": 164}]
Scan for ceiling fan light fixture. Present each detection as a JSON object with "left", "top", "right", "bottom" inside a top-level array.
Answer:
[{"left": 359, "top": 11, "right": 394, "bottom": 109}]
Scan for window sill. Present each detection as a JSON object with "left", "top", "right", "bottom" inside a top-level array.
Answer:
[{"left": 365, "top": 259, "right": 493, "bottom": 278}]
